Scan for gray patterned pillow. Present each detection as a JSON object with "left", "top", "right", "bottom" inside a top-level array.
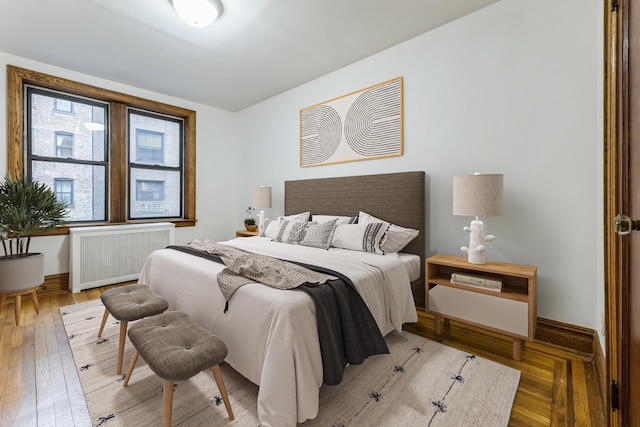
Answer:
[
  {"left": 273, "top": 219, "right": 307, "bottom": 244},
  {"left": 300, "top": 219, "right": 337, "bottom": 250}
]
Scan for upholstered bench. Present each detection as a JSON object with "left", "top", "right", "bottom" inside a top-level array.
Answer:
[
  {"left": 97, "top": 284, "right": 169, "bottom": 375},
  {"left": 123, "top": 311, "right": 234, "bottom": 427}
]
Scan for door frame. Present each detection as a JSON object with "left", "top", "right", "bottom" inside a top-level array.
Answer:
[{"left": 604, "top": 0, "right": 628, "bottom": 425}]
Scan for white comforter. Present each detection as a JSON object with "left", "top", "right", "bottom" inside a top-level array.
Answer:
[{"left": 138, "top": 236, "right": 417, "bottom": 426}]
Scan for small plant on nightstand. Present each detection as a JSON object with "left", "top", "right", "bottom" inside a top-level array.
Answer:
[{"left": 244, "top": 207, "right": 257, "bottom": 231}]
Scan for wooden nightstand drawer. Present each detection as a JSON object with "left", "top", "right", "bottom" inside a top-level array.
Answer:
[{"left": 428, "top": 285, "right": 529, "bottom": 337}]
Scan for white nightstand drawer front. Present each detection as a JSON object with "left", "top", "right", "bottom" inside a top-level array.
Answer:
[{"left": 428, "top": 285, "right": 528, "bottom": 337}]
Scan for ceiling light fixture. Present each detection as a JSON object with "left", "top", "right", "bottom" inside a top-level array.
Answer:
[{"left": 171, "top": 0, "right": 222, "bottom": 27}]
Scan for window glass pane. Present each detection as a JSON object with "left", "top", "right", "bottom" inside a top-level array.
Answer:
[
  {"left": 129, "top": 113, "right": 180, "bottom": 167},
  {"left": 55, "top": 132, "right": 74, "bottom": 158},
  {"left": 32, "top": 161, "right": 106, "bottom": 222},
  {"left": 135, "top": 130, "right": 164, "bottom": 164},
  {"left": 136, "top": 180, "right": 164, "bottom": 201},
  {"left": 54, "top": 99, "right": 73, "bottom": 113},
  {"left": 129, "top": 168, "right": 181, "bottom": 218},
  {"left": 54, "top": 178, "right": 74, "bottom": 206},
  {"left": 30, "top": 92, "right": 106, "bottom": 161}
]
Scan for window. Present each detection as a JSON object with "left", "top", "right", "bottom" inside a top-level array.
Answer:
[
  {"left": 54, "top": 98, "right": 73, "bottom": 114},
  {"left": 8, "top": 65, "right": 196, "bottom": 229},
  {"left": 55, "top": 131, "right": 74, "bottom": 158},
  {"left": 135, "top": 129, "right": 165, "bottom": 164},
  {"left": 129, "top": 111, "right": 182, "bottom": 219},
  {"left": 136, "top": 180, "right": 164, "bottom": 201},
  {"left": 54, "top": 178, "right": 74, "bottom": 207},
  {"left": 28, "top": 88, "right": 107, "bottom": 222}
]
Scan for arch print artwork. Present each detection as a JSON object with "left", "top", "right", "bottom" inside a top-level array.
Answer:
[{"left": 300, "top": 77, "right": 403, "bottom": 167}]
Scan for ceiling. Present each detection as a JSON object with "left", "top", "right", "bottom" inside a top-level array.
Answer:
[{"left": 0, "top": 0, "right": 500, "bottom": 112}]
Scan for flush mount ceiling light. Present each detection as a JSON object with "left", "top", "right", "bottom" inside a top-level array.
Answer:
[{"left": 171, "top": 0, "right": 222, "bottom": 27}]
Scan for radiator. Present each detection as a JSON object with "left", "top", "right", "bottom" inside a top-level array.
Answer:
[{"left": 69, "top": 222, "right": 175, "bottom": 293}]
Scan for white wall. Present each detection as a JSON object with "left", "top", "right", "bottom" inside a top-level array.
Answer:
[
  {"left": 0, "top": 52, "right": 240, "bottom": 274},
  {"left": 0, "top": 0, "right": 603, "bottom": 331},
  {"left": 235, "top": 0, "right": 603, "bottom": 329}
]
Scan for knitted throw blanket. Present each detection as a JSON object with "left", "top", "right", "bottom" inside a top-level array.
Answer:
[{"left": 187, "top": 239, "right": 336, "bottom": 301}]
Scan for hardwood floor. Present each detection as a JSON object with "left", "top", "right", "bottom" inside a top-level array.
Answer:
[{"left": 0, "top": 285, "right": 606, "bottom": 426}]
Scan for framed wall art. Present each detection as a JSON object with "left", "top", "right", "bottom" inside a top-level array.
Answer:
[{"left": 300, "top": 77, "right": 403, "bottom": 167}]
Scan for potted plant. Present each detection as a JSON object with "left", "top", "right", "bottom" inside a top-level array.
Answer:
[
  {"left": 244, "top": 206, "right": 258, "bottom": 231},
  {"left": 0, "top": 174, "right": 68, "bottom": 293}
]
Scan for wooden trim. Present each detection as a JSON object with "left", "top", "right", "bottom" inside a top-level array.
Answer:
[
  {"left": 416, "top": 307, "right": 600, "bottom": 358},
  {"left": 38, "top": 273, "right": 69, "bottom": 295},
  {"left": 534, "top": 317, "right": 595, "bottom": 358},
  {"left": 6, "top": 65, "right": 23, "bottom": 179},
  {"left": 183, "top": 111, "right": 196, "bottom": 221},
  {"left": 604, "top": 0, "right": 623, "bottom": 425},
  {"left": 110, "top": 102, "right": 127, "bottom": 223},
  {"left": 593, "top": 332, "right": 608, "bottom": 420}
]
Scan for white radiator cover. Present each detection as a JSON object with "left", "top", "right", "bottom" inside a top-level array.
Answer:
[{"left": 69, "top": 222, "right": 175, "bottom": 293}]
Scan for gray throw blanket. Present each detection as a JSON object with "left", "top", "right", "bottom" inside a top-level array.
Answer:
[{"left": 187, "top": 239, "right": 336, "bottom": 300}]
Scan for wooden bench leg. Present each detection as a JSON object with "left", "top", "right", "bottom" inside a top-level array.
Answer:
[
  {"left": 0, "top": 295, "right": 5, "bottom": 314},
  {"left": 123, "top": 349, "right": 139, "bottom": 387},
  {"left": 117, "top": 321, "right": 128, "bottom": 375},
  {"left": 210, "top": 365, "right": 234, "bottom": 420},
  {"left": 98, "top": 308, "right": 109, "bottom": 337},
  {"left": 434, "top": 314, "right": 441, "bottom": 335},
  {"left": 163, "top": 379, "right": 174, "bottom": 427}
]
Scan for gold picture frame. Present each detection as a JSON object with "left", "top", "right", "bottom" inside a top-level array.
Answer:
[{"left": 300, "top": 77, "right": 403, "bottom": 167}]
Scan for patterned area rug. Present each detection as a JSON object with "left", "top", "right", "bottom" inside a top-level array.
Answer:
[{"left": 60, "top": 299, "right": 520, "bottom": 426}]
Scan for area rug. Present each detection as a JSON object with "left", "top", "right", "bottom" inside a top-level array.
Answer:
[{"left": 60, "top": 299, "right": 520, "bottom": 426}]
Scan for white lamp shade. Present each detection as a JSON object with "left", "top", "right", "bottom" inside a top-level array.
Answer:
[
  {"left": 171, "top": 0, "right": 222, "bottom": 27},
  {"left": 453, "top": 174, "right": 503, "bottom": 217},
  {"left": 253, "top": 186, "right": 272, "bottom": 209}
]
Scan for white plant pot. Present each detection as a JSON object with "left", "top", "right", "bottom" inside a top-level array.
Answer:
[{"left": 0, "top": 253, "right": 45, "bottom": 292}]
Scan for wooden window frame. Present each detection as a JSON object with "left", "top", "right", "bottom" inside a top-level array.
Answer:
[{"left": 7, "top": 65, "right": 196, "bottom": 233}]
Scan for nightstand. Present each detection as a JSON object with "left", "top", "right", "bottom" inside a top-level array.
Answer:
[
  {"left": 235, "top": 230, "right": 259, "bottom": 238},
  {"left": 426, "top": 254, "right": 537, "bottom": 361}
]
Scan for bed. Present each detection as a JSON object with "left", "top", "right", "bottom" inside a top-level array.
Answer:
[{"left": 138, "top": 171, "right": 426, "bottom": 426}]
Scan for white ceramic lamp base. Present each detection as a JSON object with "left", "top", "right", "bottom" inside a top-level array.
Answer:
[
  {"left": 258, "top": 210, "right": 266, "bottom": 236},
  {"left": 461, "top": 219, "right": 495, "bottom": 264}
]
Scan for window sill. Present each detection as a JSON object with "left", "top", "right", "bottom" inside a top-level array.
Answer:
[{"left": 32, "top": 219, "right": 196, "bottom": 237}]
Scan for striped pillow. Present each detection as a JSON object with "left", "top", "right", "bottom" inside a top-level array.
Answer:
[
  {"left": 330, "top": 222, "right": 389, "bottom": 254},
  {"left": 300, "top": 219, "right": 337, "bottom": 250}
]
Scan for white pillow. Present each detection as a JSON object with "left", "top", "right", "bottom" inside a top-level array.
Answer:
[
  {"left": 311, "top": 214, "right": 358, "bottom": 225},
  {"left": 300, "top": 219, "right": 337, "bottom": 250},
  {"left": 264, "top": 219, "right": 280, "bottom": 238},
  {"left": 273, "top": 219, "right": 307, "bottom": 244},
  {"left": 264, "top": 212, "right": 310, "bottom": 238},
  {"left": 359, "top": 211, "right": 419, "bottom": 253},
  {"left": 284, "top": 211, "right": 311, "bottom": 222},
  {"left": 330, "top": 222, "right": 388, "bottom": 254}
]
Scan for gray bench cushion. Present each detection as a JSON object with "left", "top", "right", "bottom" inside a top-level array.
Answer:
[
  {"left": 100, "top": 284, "right": 168, "bottom": 322},
  {"left": 127, "top": 311, "right": 228, "bottom": 382}
]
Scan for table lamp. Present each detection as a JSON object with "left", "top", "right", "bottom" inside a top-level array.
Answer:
[
  {"left": 253, "top": 186, "right": 272, "bottom": 236},
  {"left": 453, "top": 173, "right": 503, "bottom": 264}
]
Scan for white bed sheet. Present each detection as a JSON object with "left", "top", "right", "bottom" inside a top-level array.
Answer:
[
  {"left": 138, "top": 236, "right": 417, "bottom": 426},
  {"left": 398, "top": 252, "right": 422, "bottom": 282}
]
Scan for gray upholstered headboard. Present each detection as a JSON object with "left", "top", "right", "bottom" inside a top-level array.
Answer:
[{"left": 284, "top": 171, "right": 426, "bottom": 307}]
